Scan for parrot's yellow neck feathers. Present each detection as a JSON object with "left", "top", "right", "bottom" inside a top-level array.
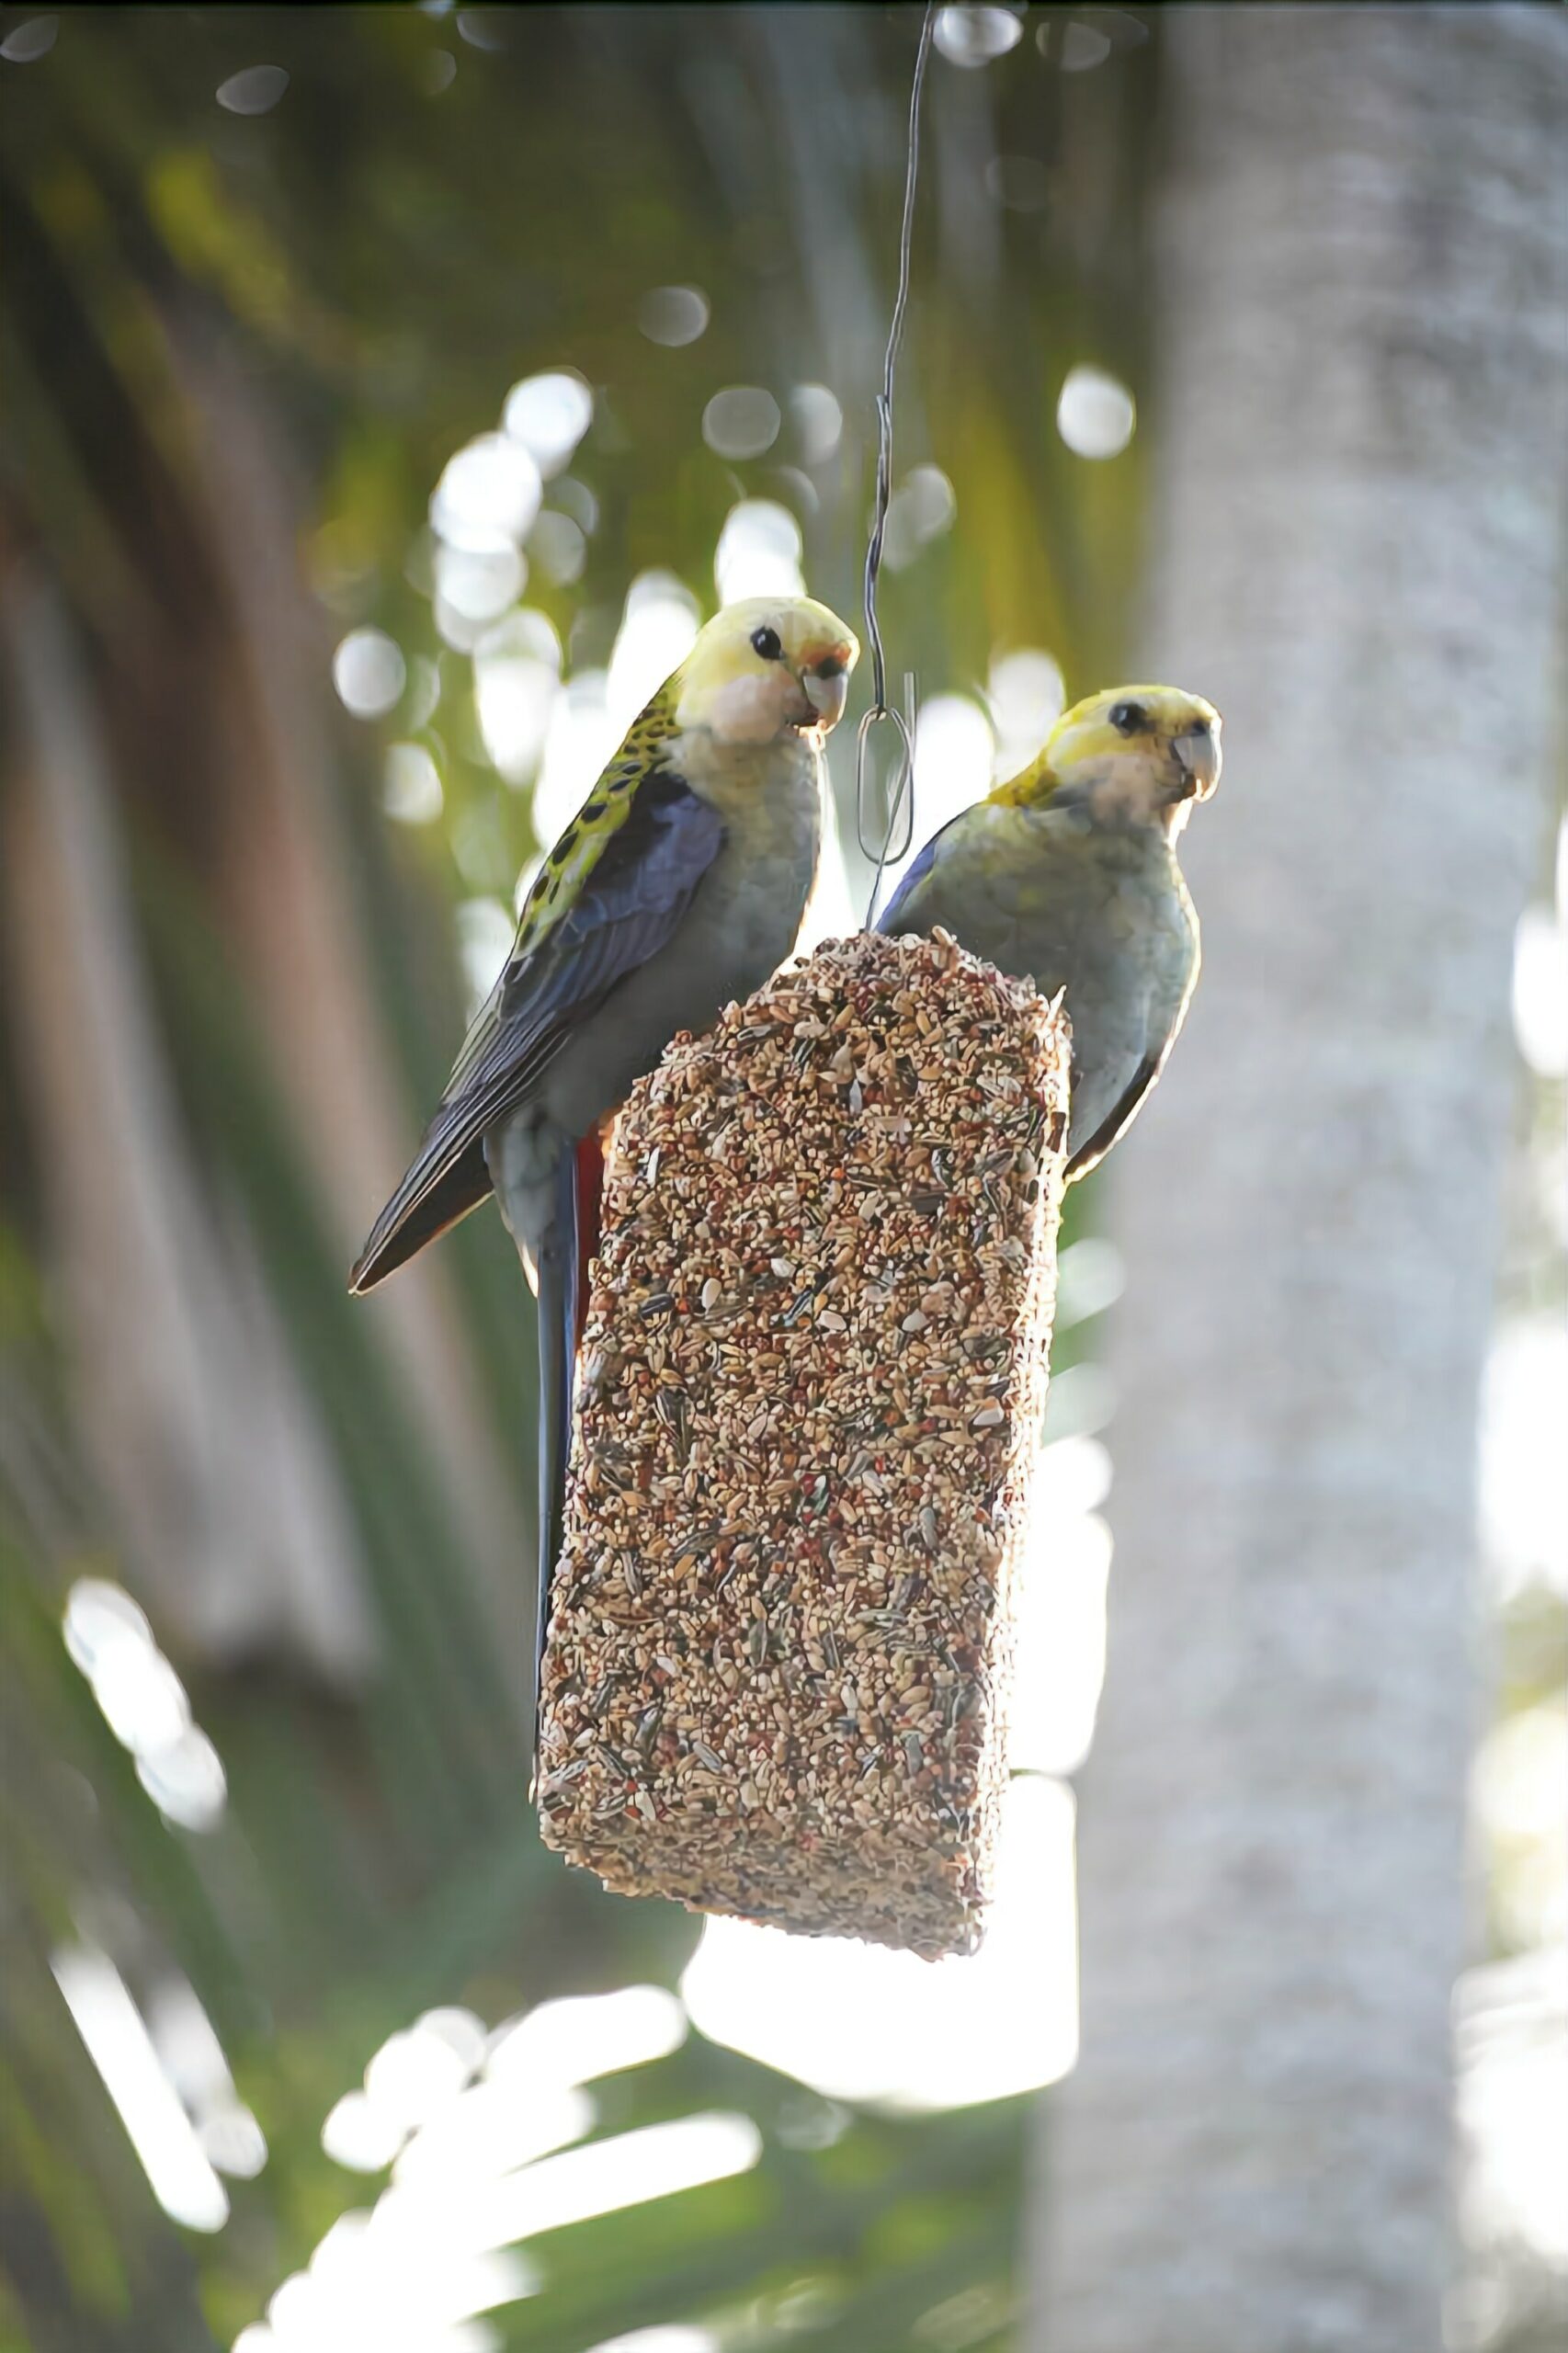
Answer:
[{"left": 986, "top": 748, "right": 1059, "bottom": 810}]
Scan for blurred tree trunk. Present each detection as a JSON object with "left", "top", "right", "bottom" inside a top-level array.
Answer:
[{"left": 1030, "top": 10, "right": 1568, "bottom": 2352}]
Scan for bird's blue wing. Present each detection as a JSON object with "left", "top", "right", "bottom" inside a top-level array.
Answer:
[
  {"left": 874, "top": 829, "right": 944, "bottom": 934},
  {"left": 350, "top": 771, "right": 723, "bottom": 1290},
  {"left": 497, "top": 770, "right": 725, "bottom": 1062}
]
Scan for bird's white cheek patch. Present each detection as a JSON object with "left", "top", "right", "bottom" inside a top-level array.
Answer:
[
  {"left": 705, "top": 673, "right": 789, "bottom": 745},
  {"left": 1091, "top": 755, "right": 1168, "bottom": 823}
]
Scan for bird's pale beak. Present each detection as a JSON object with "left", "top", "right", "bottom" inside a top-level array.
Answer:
[
  {"left": 800, "top": 647, "right": 854, "bottom": 733},
  {"left": 1173, "top": 725, "right": 1221, "bottom": 799}
]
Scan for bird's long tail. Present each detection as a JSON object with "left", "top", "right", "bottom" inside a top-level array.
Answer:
[{"left": 531, "top": 1128, "right": 605, "bottom": 1767}]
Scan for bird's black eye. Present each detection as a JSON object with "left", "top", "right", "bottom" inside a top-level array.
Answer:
[
  {"left": 1108, "top": 700, "right": 1145, "bottom": 735},
  {"left": 750, "top": 625, "right": 784, "bottom": 662}
]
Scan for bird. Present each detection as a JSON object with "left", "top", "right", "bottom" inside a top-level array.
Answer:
[
  {"left": 878, "top": 684, "right": 1221, "bottom": 1177},
  {"left": 349, "top": 594, "right": 858, "bottom": 1720}
]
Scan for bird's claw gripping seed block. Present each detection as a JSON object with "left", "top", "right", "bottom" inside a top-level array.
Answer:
[{"left": 536, "top": 931, "right": 1069, "bottom": 1959}]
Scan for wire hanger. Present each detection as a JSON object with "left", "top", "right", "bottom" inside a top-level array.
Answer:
[{"left": 856, "top": 0, "right": 936, "bottom": 925}]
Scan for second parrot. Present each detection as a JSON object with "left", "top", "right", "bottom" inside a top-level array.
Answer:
[{"left": 879, "top": 684, "right": 1221, "bottom": 1176}]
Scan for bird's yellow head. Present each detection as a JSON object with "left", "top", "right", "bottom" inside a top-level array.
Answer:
[
  {"left": 675, "top": 596, "right": 859, "bottom": 746},
  {"left": 994, "top": 684, "right": 1221, "bottom": 830}
]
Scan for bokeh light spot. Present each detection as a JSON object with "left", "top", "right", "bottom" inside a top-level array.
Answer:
[
  {"left": 880, "top": 694, "right": 994, "bottom": 910},
  {"left": 881, "top": 464, "right": 956, "bottom": 571},
  {"left": 200, "top": 2104, "right": 268, "bottom": 2178},
  {"left": 89, "top": 1643, "right": 190, "bottom": 1755},
  {"left": 485, "top": 1985, "right": 686, "bottom": 2089},
  {"left": 1, "top": 13, "right": 58, "bottom": 61},
  {"left": 1054, "top": 1235, "right": 1127, "bottom": 1329},
  {"left": 791, "top": 383, "right": 844, "bottom": 466},
  {"left": 987, "top": 645, "right": 1064, "bottom": 776},
  {"left": 586, "top": 2334, "right": 718, "bottom": 2353},
  {"left": 477, "top": 654, "right": 557, "bottom": 786},
  {"left": 714, "top": 500, "right": 803, "bottom": 602},
  {"left": 435, "top": 539, "right": 525, "bottom": 622},
  {"left": 457, "top": 7, "right": 509, "bottom": 51},
  {"left": 1481, "top": 1315, "right": 1568, "bottom": 1598},
  {"left": 504, "top": 370, "right": 594, "bottom": 476},
  {"left": 364, "top": 2022, "right": 472, "bottom": 2134},
  {"left": 391, "top": 2081, "right": 590, "bottom": 2189},
  {"left": 529, "top": 510, "right": 587, "bottom": 585},
  {"left": 1062, "top": 21, "right": 1113, "bottom": 72},
  {"left": 702, "top": 386, "right": 782, "bottom": 461},
  {"left": 53, "top": 1945, "right": 230, "bottom": 2231},
  {"left": 934, "top": 6, "right": 1024, "bottom": 67},
  {"left": 456, "top": 899, "right": 516, "bottom": 1011},
  {"left": 1042, "top": 6, "right": 1148, "bottom": 61},
  {"left": 430, "top": 433, "right": 542, "bottom": 551},
  {"left": 637, "top": 285, "right": 710, "bottom": 347},
  {"left": 383, "top": 743, "right": 444, "bottom": 825},
  {"left": 148, "top": 1980, "right": 266, "bottom": 2176},
  {"left": 607, "top": 573, "right": 701, "bottom": 733},
  {"left": 63, "top": 1580, "right": 228, "bottom": 1832},
  {"left": 403, "top": 655, "right": 442, "bottom": 731},
  {"left": 320, "top": 2087, "right": 408, "bottom": 2174},
  {"left": 333, "top": 628, "right": 406, "bottom": 719},
  {"left": 1512, "top": 904, "right": 1567, "bottom": 1077},
  {"left": 771, "top": 465, "right": 819, "bottom": 519},
  {"left": 137, "top": 1728, "right": 228, "bottom": 1833},
  {"left": 532, "top": 668, "right": 619, "bottom": 845},
  {"left": 63, "top": 1578, "right": 153, "bottom": 1676},
  {"left": 1042, "top": 1358, "right": 1119, "bottom": 1442},
  {"left": 1010, "top": 1492, "right": 1113, "bottom": 1776},
  {"left": 473, "top": 2111, "right": 761, "bottom": 2246},
  {"left": 551, "top": 476, "right": 599, "bottom": 536},
  {"left": 216, "top": 64, "right": 289, "bottom": 116},
  {"left": 1056, "top": 364, "right": 1137, "bottom": 459}
]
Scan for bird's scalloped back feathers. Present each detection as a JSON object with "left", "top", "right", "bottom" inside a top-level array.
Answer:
[
  {"left": 443, "top": 681, "right": 682, "bottom": 1110},
  {"left": 510, "top": 682, "right": 681, "bottom": 965}
]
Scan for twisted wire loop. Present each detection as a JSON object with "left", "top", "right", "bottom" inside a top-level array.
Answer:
[
  {"left": 859, "top": 673, "right": 918, "bottom": 918},
  {"left": 856, "top": 0, "right": 936, "bottom": 919}
]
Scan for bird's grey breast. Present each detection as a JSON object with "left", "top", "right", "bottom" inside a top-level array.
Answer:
[
  {"left": 993, "top": 824, "right": 1191, "bottom": 1153},
  {"left": 1052, "top": 829, "right": 1196, "bottom": 1147}
]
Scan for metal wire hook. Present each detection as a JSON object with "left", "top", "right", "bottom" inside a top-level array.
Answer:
[
  {"left": 858, "top": 672, "right": 918, "bottom": 922},
  {"left": 856, "top": 0, "right": 936, "bottom": 920}
]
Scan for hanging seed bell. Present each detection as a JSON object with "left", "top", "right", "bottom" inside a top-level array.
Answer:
[{"left": 535, "top": 930, "right": 1069, "bottom": 1959}]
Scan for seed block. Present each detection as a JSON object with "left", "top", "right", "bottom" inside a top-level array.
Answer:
[{"left": 536, "top": 931, "right": 1070, "bottom": 1958}]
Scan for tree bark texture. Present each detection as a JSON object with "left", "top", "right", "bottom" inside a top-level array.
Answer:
[{"left": 1030, "top": 8, "right": 1568, "bottom": 2351}]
